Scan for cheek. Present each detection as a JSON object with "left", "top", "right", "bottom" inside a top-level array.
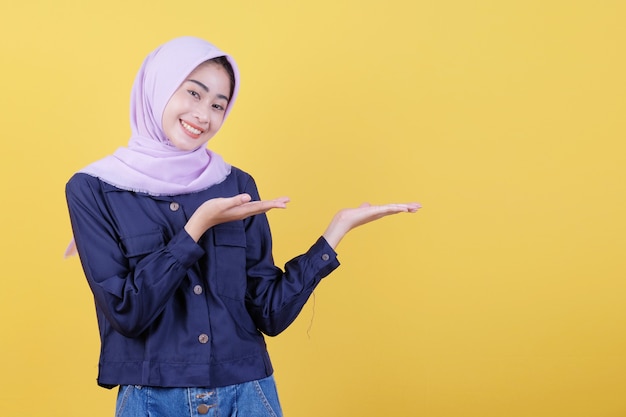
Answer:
[
  {"left": 162, "top": 103, "right": 186, "bottom": 130},
  {"left": 161, "top": 104, "right": 174, "bottom": 127},
  {"left": 162, "top": 94, "right": 186, "bottom": 120},
  {"left": 161, "top": 107, "right": 181, "bottom": 137},
  {"left": 213, "top": 112, "right": 227, "bottom": 127}
]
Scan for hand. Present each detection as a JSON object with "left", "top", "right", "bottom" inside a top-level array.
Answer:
[
  {"left": 185, "top": 194, "right": 290, "bottom": 242},
  {"left": 323, "top": 202, "right": 421, "bottom": 249}
]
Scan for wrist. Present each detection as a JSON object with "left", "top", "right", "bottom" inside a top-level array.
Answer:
[
  {"left": 185, "top": 217, "right": 213, "bottom": 242},
  {"left": 322, "top": 221, "right": 349, "bottom": 250}
]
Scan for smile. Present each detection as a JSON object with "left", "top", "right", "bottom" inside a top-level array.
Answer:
[{"left": 180, "top": 120, "right": 204, "bottom": 136}]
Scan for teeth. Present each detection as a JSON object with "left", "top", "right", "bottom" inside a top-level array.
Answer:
[{"left": 181, "top": 120, "right": 203, "bottom": 135}]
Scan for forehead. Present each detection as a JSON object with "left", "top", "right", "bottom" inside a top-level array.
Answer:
[
  {"left": 183, "top": 62, "right": 231, "bottom": 94},
  {"left": 187, "top": 61, "right": 228, "bottom": 78}
]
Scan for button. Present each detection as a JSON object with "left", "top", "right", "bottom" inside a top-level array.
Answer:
[
  {"left": 193, "top": 285, "right": 203, "bottom": 295},
  {"left": 321, "top": 253, "right": 330, "bottom": 261},
  {"left": 198, "top": 334, "right": 209, "bottom": 344},
  {"left": 197, "top": 404, "right": 214, "bottom": 414},
  {"left": 169, "top": 202, "right": 180, "bottom": 211}
]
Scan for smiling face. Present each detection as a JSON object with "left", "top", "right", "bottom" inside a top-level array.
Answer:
[{"left": 161, "top": 61, "right": 232, "bottom": 151}]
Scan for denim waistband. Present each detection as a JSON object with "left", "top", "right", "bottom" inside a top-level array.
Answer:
[{"left": 115, "top": 375, "right": 282, "bottom": 417}]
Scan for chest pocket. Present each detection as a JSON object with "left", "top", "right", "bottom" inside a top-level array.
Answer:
[
  {"left": 213, "top": 223, "right": 247, "bottom": 300},
  {"left": 119, "top": 230, "right": 165, "bottom": 257},
  {"left": 103, "top": 186, "right": 169, "bottom": 264}
]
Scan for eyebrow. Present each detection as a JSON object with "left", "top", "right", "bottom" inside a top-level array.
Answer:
[{"left": 188, "top": 79, "right": 230, "bottom": 102}]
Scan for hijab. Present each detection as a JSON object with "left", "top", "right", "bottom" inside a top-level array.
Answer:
[
  {"left": 65, "top": 37, "right": 239, "bottom": 257},
  {"left": 78, "top": 36, "right": 240, "bottom": 196}
]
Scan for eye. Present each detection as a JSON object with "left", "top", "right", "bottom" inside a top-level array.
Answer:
[
  {"left": 187, "top": 90, "right": 200, "bottom": 99},
  {"left": 212, "top": 103, "right": 226, "bottom": 111}
]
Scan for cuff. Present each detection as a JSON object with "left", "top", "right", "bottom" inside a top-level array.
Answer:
[
  {"left": 167, "top": 230, "right": 205, "bottom": 268},
  {"left": 307, "top": 236, "right": 341, "bottom": 279}
]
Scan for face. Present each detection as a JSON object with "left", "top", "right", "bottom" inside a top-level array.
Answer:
[{"left": 162, "top": 62, "right": 232, "bottom": 151}]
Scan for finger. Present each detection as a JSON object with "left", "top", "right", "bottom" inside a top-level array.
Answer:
[
  {"left": 363, "top": 203, "right": 417, "bottom": 218},
  {"left": 379, "top": 202, "right": 421, "bottom": 212},
  {"left": 239, "top": 199, "right": 288, "bottom": 215},
  {"left": 407, "top": 202, "right": 422, "bottom": 212},
  {"left": 396, "top": 202, "right": 422, "bottom": 213},
  {"left": 271, "top": 196, "right": 290, "bottom": 206}
]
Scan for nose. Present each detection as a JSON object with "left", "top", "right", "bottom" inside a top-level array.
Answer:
[{"left": 192, "top": 106, "right": 209, "bottom": 123}]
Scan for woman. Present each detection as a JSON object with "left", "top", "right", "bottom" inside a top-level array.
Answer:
[{"left": 66, "top": 36, "right": 420, "bottom": 416}]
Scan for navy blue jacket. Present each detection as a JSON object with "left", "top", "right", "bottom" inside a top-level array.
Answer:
[{"left": 65, "top": 167, "right": 339, "bottom": 388}]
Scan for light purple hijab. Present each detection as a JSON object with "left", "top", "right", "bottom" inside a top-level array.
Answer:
[{"left": 79, "top": 36, "right": 240, "bottom": 196}]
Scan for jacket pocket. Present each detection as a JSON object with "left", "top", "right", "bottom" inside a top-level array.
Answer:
[
  {"left": 119, "top": 229, "right": 165, "bottom": 258},
  {"left": 213, "top": 223, "right": 247, "bottom": 300}
]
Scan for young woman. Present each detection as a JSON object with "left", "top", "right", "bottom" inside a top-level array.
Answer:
[{"left": 66, "top": 36, "right": 420, "bottom": 417}]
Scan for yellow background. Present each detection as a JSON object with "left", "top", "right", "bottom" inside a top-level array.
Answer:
[{"left": 1, "top": 0, "right": 625, "bottom": 416}]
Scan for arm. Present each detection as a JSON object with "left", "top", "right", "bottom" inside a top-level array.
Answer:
[
  {"left": 246, "top": 200, "right": 421, "bottom": 336},
  {"left": 66, "top": 175, "right": 289, "bottom": 338},
  {"left": 66, "top": 175, "right": 204, "bottom": 337},
  {"left": 244, "top": 224, "right": 340, "bottom": 337}
]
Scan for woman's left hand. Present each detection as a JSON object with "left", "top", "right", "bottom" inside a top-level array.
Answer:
[{"left": 322, "top": 202, "right": 422, "bottom": 249}]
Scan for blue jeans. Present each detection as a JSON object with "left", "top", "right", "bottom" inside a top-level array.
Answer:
[{"left": 115, "top": 375, "right": 283, "bottom": 417}]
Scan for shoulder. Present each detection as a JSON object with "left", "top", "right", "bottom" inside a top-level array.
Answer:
[
  {"left": 228, "top": 165, "right": 253, "bottom": 182},
  {"left": 66, "top": 173, "right": 103, "bottom": 196},
  {"left": 66, "top": 173, "right": 124, "bottom": 203},
  {"left": 224, "top": 165, "right": 259, "bottom": 191}
]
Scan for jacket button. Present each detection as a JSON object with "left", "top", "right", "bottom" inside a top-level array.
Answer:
[
  {"left": 197, "top": 404, "right": 214, "bottom": 414},
  {"left": 198, "top": 334, "right": 209, "bottom": 344},
  {"left": 193, "top": 285, "right": 203, "bottom": 295},
  {"left": 321, "top": 253, "right": 330, "bottom": 261},
  {"left": 169, "top": 202, "right": 180, "bottom": 211}
]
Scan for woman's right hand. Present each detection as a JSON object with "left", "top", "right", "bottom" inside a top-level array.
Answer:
[{"left": 184, "top": 194, "right": 290, "bottom": 242}]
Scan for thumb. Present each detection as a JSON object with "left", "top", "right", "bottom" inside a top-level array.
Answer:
[
  {"left": 237, "top": 193, "right": 252, "bottom": 204},
  {"left": 219, "top": 193, "right": 252, "bottom": 209}
]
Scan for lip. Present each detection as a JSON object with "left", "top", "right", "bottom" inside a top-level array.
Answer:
[{"left": 180, "top": 119, "right": 205, "bottom": 139}]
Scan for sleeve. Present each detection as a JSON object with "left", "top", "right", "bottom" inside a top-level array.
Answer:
[
  {"left": 65, "top": 175, "right": 204, "bottom": 337},
  {"left": 242, "top": 176, "right": 341, "bottom": 336}
]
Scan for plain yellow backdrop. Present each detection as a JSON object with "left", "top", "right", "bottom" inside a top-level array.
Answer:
[{"left": 1, "top": 0, "right": 625, "bottom": 416}]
